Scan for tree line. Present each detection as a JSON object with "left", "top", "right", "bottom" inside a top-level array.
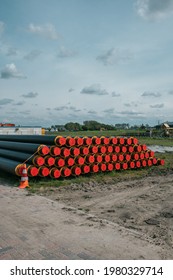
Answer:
[
  {"left": 50, "top": 121, "right": 128, "bottom": 131},
  {"left": 49, "top": 121, "right": 151, "bottom": 132}
]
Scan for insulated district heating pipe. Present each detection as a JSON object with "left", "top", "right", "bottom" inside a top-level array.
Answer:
[
  {"left": 0, "top": 141, "right": 49, "bottom": 155},
  {"left": 0, "top": 135, "right": 55, "bottom": 145},
  {"left": 0, "top": 148, "right": 35, "bottom": 163},
  {"left": 0, "top": 156, "right": 27, "bottom": 176}
]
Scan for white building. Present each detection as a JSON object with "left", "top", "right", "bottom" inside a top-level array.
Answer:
[{"left": 0, "top": 126, "right": 45, "bottom": 135}]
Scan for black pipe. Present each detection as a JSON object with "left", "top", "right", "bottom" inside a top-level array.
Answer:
[
  {"left": 0, "top": 141, "right": 46, "bottom": 154},
  {"left": 0, "top": 156, "right": 23, "bottom": 175},
  {"left": 0, "top": 135, "right": 55, "bottom": 145},
  {"left": 0, "top": 148, "right": 34, "bottom": 163}
]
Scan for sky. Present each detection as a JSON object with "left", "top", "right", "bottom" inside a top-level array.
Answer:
[{"left": 0, "top": 0, "right": 173, "bottom": 127}]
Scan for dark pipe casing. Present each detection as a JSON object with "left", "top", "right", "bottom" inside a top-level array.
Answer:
[
  {"left": 0, "top": 156, "right": 24, "bottom": 175},
  {"left": 0, "top": 141, "right": 47, "bottom": 154},
  {"left": 0, "top": 148, "right": 34, "bottom": 163},
  {"left": 0, "top": 135, "right": 55, "bottom": 145}
]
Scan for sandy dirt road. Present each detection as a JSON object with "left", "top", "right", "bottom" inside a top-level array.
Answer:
[{"left": 0, "top": 173, "right": 173, "bottom": 259}]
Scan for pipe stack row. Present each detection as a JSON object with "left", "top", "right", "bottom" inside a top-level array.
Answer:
[{"left": 0, "top": 135, "right": 164, "bottom": 179}]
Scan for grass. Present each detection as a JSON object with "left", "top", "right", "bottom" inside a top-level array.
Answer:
[
  {"left": 47, "top": 129, "right": 150, "bottom": 138},
  {"left": 138, "top": 137, "right": 173, "bottom": 146}
]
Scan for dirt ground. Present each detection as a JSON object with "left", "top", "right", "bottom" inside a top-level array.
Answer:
[
  {"left": 0, "top": 173, "right": 173, "bottom": 259},
  {"left": 37, "top": 173, "right": 173, "bottom": 259}
]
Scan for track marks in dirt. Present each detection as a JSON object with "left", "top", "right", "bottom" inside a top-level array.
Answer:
[{"left": 38, "top": 174, "right": 173, "bottom": 257}]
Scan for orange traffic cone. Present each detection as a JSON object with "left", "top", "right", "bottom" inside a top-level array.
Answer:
[{"left": 19, "top": 164, "right": 29, "bottom": 189}]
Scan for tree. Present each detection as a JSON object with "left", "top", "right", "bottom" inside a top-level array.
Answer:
[
  {"left": 64, "top": 122, "right": 81, "bottom": 131},
  {"left": 83, "top": 120, "right": 116, "bottom": 131},
  {"left": 83, "top": 120, "right": 102, "bottom": 130},
  {"left": 140, "top": 124, "right": 146, "bottom": 130}
]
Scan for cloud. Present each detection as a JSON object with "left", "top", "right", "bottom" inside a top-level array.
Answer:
[
  {"left": 81, "top": 84, "right": 109, "bottom": 95},
  {"left": 88, "top": 110, "right": 97, "bottom": 114},
  {"left": 103, "top": 108, "right": 115, "bottom": 114},
  {"left": 19, "top": 110, "right": 31, "bottom": 115},
  {"left": 69, "top": 106, "right": 76, "bottom": 110},
  {"left": 57, "top": 46, "right": 77, "bottom": 58},
  {"left": 1, "top": 63, "right": 26, "bottom": 79},
  {"left": 96, "top": 48, "right": 132, "bottom": 66},
  {"left": 14, "top": 101, "right": 25, "bottom": 106},
  {"left": 150, "top": 103, "right": 164, "bottom": 108},
  {"left": 54, "top": 106, "right": 68, "bottom": 111},
  {"left": 53, "top": 105, "right": 81, "bottom": 112},
  {"left": 112, "top": 91, "right": 121, "bottom": 97},
  {"left": 22, "top": 92, "right": 38, "bottom": 98},
  {"left": 69, "top": 106, "right": 81, "bottom": 112},
  {"left": 168, "top": 90, "right": 173, "bottom": 95},
  {"left": 68, "top": 88, "right": 75, "bottom": 92},
  {"left": 124, "top": 102, "right": 138, "bottom": 107},
  {"left": 24, "top": 50, "right": 41, "bottom": 61},
  {"left": 28, "top": 23, "right": 59, "bottom": 40},
  {"left": 67, "top": 106, "right": 81, "bottom": 112},
  {"left": 120, "top": 110, "right": 143, "bottom": 115},
  {"left": 0, "top": 21, "right": 5, "bottom": 36},
  {"left": 135, "top": 0, "right": 173, "bottom": 20},
  {"left": 141, "top": 91, "right": 161, "bottom": 97},
  {"left": 0, "top": 98, "right": 13, "bottom": 105},
  {"left": 6, "top": 48, "right": 18, "bottom": 56}
]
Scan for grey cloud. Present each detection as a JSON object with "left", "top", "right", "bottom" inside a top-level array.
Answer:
[
  {"left": 81, "top": 84, "right": 109, "bottom": 96},
  {"left": 88, "top": 110, "right": 97, "bottom": 114},
  {"left": 69, "top": 106, "right": 76, "bottom": 110},
  {"left": 124, "top": 102, "right": 138, "bottom": 107},
  {"left": 54, "top": 106, "right": 68, "bottom": 111},
  {"left": 14, "top": 101, "right": 25, "bottom": 106},
  {"left": 1, "top": 63, "right": 26, "bottom": 79},
  {"left": 120, "top": 110, "right": 143, "bottom": 115},
  {"left": 124, "top": 103, "right": 132, "bottom": 107},
  {"left": 112, "top": 92, "right": 121, "bottom": 97},
  {"left": 141, "top": 91, "right": 161, "bottom": 97},
  {"left": 69, "top": 106, "right": 81, "bottom": 112},
  {"left": 54, "top": 105, "right": 81, "bottom": 112},
  {"left": 68, "top": 88, "right": 75, "bottom": 92},
  {"left": 6, "top": 48, "right": 18, "bottom": 56},
  {"left": 150, "top": 103, "right": 164, "bottom": 108},
  {"left": 96, "top": 48, "right": 132, "bottom": 66},
  {"left": 103, "top": 108, "right": 115, "bottom": 114},
  {"left": 68, "top": 113, "right": 78, "bottom": 118},
  {"left": 136, "top": 0, "right": 173, "bottom": 20},
  {"left": 22, "top": 92, "right": 38, "bottom": 98},
  {"left": 68, "top": 106, "right": 81, "bottom": 113},
  {"left": 168, "top": 90, "right": 173, "bottom": 95},
  {"left": 57, "top": 46, "right": 77, "bottom": 58},
  {"left": 19, "top": 110, "right": 31, "bottom": 115},
  {"left": 28, "top": 23, "right": 59, "bottom": 40},
  {"left": 24, "top": 50, "right": 41, "bottom": 61},
  {"left": 0, "top": 98, "right": 13, "bottom": 105}
]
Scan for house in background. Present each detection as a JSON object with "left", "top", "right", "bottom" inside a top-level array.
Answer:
[{"left": 155, "top": 121, "right": 173, "bottom": 130}]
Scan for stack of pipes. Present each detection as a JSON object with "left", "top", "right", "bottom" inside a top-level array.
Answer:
[{"left": 0, "top": 135, "right": 164, "bottom": 179}]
